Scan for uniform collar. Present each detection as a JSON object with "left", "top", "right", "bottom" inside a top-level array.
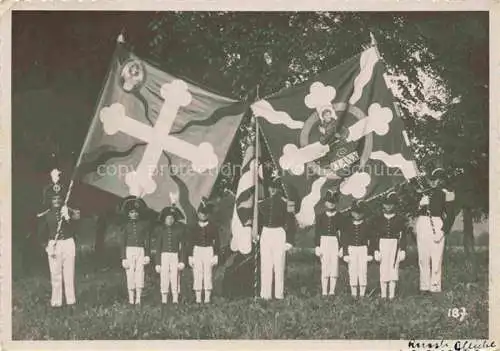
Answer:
[
  {"left": 384, "top": 213, "right": 395, "bottom": 219},
  {"left": 326, "top": 211, "right": 337, "bottom": 217},
  {"left": 199, "top": 220, "right": 209, "bottom": 227},
  {"left": 353, "top": 219, "right": 364, "bottom": 225}
]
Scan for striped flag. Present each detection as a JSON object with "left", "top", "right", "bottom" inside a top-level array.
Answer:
[{"left": 230, "top": 125, "right": 262, "bottom": 254}]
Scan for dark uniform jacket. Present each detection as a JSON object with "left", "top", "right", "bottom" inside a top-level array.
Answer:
[
  {"left": 189, "top": 221, "right": 219, "bottom": 256},
  {"left": 154, "top": 222, "right": 186, "bottom": 264},
  {"left": 418, "top": 188, "right": 456, "bottom": 233},
  {"left": 258, "top": 194, "right": 296, "bottom": 245},
  {"left": 119, "top": 219, "right": 151, "bottom": 259},
  {"left": 319, "top": 120, "right": 338, "bottom": 145},
  {"left": 37, "top": 208, "right": 78, "bottom": 247},
  {"left": 372, "top": 214, "right": 408, "bottom": 252},
  {"left": 314, "top": 211, "right": 343, "bottom": 247},
  {"left": 341, "top": 219, "right": 372, "bottom": 256}
]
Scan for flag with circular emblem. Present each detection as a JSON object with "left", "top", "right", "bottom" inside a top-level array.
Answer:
[
  {"left": 252, "top": 46, "right": 418, "bottom": 227},
  {"left": 76, "top": 45, "right": 247, "bottom": 223}
]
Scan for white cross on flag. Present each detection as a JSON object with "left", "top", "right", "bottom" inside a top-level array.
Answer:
[
  {"left": 77, "top": 46, "right": 246, "bottom": 220},
  {"left": 252, "top": 46, "right": 418, "bottom": 227}
]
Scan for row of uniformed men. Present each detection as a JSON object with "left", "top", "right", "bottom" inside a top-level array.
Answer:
[
  {"left": 38, "top": 187, "right": 219, "bottom": 306},
  {"left": 257, "top": 179, "right": 408, "bottom": 301},
  {"left": 254, "top": 168, "right": 455, "bottom": 301},
  {"left": 118, "top": 197, "right": 218, "bottom": 305},
  {"left": 37, "top": 168, "right": 454, "bottom": 307}
]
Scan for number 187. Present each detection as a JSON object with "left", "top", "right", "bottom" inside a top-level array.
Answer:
[{"left": 448, "top": 307, "right": 467, "bottom": 322}]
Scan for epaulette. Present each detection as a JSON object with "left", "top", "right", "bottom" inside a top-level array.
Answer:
[{"left": 36, "top": 209, "right": 50, "bottom": 218}]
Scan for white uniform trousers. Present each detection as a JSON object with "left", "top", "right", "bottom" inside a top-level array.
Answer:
[
  {"left": 416, "top": 216, "right": 445, "bottom": 292},
  {"left": 320, "top": 236, "right": 339, "bottom": 278},
  {"left": 259, "top": 227, "right": 286, "bottom": 299},
  {"left": 125, "top": 246, "right": 145, "bottom": 290},
  {"left": 160, "top": 252, "right": 179, "bottom": 294},
  {"left": 347, "top": 245, "right": 368, "bottom": 287},
  {"left": 47, "top": 238, "right": 76, "bottom": 306},
  {"left": 379, "top": 238, "right": 400, "bottom": 282},
  {"left": 193, "top": 246, "right": 214, "bottom": 291}
]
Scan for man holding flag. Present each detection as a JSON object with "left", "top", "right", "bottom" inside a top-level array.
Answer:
[
  {"left": 415, "top": 168, "right": 456, "bottom": 294},
  {"left": 257, "top": 172, "right": 295, "bottom": 300},
  {"left": 37, "top": 169, "right": 80, "bottom": 308}
]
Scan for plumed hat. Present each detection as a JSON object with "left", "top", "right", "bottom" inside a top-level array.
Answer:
[
  {"left": 197, "top": 197, "right": 214, "bottom": 215},
  {"left": 43, "top": 183, "right": 66, "bottom": 203},
  {"left": 120, "top": 196, "right": 147, "bottom": 215},
  {"left": 267, "top": 170, "right": 281, "bottom": 189},
  {"left": 158, "top": 205, "right": 185, "bottom": 222},
  {"left": 42, "top": 168, "right": 67, "bottom": 205},
  {"left": 324, "top": 189, "right": 339, "bottom": 204}
]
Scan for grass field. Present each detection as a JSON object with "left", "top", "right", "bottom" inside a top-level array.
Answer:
[{"left": 12, "top": 246, "right": 488, "bottom": 340}]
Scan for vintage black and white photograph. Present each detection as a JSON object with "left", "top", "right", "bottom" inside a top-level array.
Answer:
[{"left": 7, "top": 8, "right": 492, "bottom": 344}]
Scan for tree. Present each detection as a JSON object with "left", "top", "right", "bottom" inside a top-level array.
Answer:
[{"left": 145, "top": 12, "right": 488, "bottom": 262}]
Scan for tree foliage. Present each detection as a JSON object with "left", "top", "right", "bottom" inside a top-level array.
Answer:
[
  {"left": 12, "top": 11, "right": 488, "bottom": 222},
  {"left": 145, "top": 12, "right": 488, "bottom": 221}
]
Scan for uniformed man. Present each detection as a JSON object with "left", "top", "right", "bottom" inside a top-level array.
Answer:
[
  {"left": 257, "top": 174, "right": 295, "bottom": 300},
  {"left": 342, "top": 202, "right": 373, "bottom": 298},
  {"left": 373, "top": 192, "right": 408, "bottom": 300},
  {"left": 154, "top": 206, "right": 186, "bottom": 304},
  {"left": 37, "top": 171, "right": 80, "bottom": 307},
  {"left": 314, "top": 190, "right": 343, "bottom": 296},
  {"left": 119, "top": 197, "right": 152, "bottom": 305},
  {"left": 188, "top": 199, "right": 219, "bottom": 304},
  {"left": 415, "top": 168, "right": 456, "bottom": 294}
]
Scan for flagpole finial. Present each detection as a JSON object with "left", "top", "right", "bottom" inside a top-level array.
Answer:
[{"left": 117, "top": 32, "right": 126, "bottom": 44}]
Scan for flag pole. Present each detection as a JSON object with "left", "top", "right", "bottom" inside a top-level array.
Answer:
[
  {"left": 51, "top": 32, "right": 126, "bottom": 244},
  {"left": 252, "top": 84, "right": 261, "bottom": 301}
]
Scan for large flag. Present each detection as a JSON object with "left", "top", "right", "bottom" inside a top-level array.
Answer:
[
  {"left": 251, "top": 46, "right": 417, "bottom": 227},
  {"left": 77, "top": 44, "right": 247, "bottom": 220}
]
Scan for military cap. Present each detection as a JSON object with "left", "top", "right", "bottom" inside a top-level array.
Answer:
[
  {"left": 42, "top": 182, "right": 66, "bottom": 205},
  {"left": 267, "top": 169, "right": 281, "bottom": 188},
  {"left": 158, "top": 205, "right": 184, "bottom": 222},
  {"left": 197, "top": 197, "right": 214, "bottom": 215},
  {"left": 42, "top": 168, "right": 67, "bottom": 205},
  {"left": 350, "top": 201, "right": 365, "bottom": 215},
  {"left": 383, "top": 191, "right": 397, "bottom": 205},
  {"left": 120, "top": 196, "right": 147, "bottom": 215}
]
